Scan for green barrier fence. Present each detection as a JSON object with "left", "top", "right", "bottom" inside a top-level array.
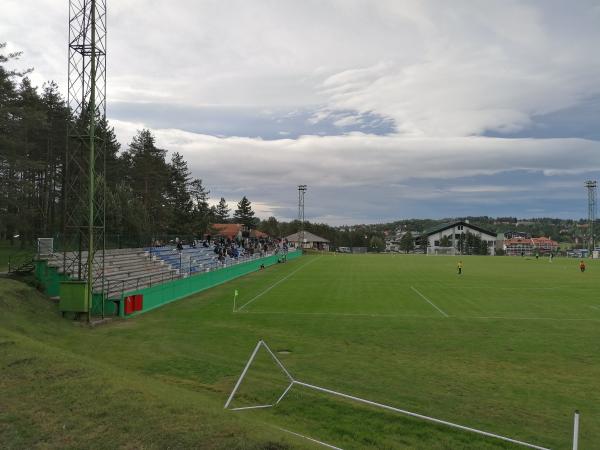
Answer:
[
  {"left": 121, "top": 250, "right": 302, "bottom": 317},
  {"left": 34, "top": 250, "right": 302, "bottom": 317}
]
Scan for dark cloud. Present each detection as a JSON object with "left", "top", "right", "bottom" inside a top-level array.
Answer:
[
  {"left": 483, "top": 96, "right": 600, "bottom": 141},
  {"left": 108, "top": 103, "right": 395, "bottom": 139}
]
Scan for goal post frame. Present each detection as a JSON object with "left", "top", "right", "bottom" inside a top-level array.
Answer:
[
  {"left": 224, "top": 340, "right": 556, "bottom": 450},
  {"left": 427, "top": 246, "right": 457, "bottom": 256}
]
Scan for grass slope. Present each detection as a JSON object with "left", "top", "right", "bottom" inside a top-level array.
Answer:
[{"left": 2, "top": 253, "right": 600, "bottom": 449}]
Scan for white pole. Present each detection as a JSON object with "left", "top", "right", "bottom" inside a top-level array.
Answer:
[
  {"left": 261, "top": 341, "right": 295, "bottom": 381},
  {"left": 224, "top": 340, "right": 264, "bottom": 409},
  {"left": 572, "top": 410, "right": 580, "bottom": 450}
]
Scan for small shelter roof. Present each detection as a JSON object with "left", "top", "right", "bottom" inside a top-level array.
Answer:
[{"left": 286, "top": 231, "right": 330, "bottom": 243}]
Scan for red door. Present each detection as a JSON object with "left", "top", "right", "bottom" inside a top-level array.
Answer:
[
  {"left": 125, "top": 296, "right": 134, "bottom": 314},
  {"left": 134, "top": 294, "right": 143, "bottom": 311}
]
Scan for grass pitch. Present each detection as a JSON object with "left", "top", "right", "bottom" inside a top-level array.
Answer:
[{"left": 2, "top": 253, "right": 600, "bottom": 449}]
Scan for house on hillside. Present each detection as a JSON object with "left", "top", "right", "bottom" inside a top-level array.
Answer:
[
  {"left": 385, "top": 230, "right": 421, "bottom": 253},
  {"left": 419, "top": 220, "right": 497, "bottom": 255},
  {"left": 286, "top": 231, "right": 330, "bottom": 251},
  {"left": 503, "top": 231, "right": 531, "bottom": 239}
]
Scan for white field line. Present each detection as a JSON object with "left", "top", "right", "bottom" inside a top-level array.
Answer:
[
  {"left": 274, "top": 426, "right": 344, "bottom": 450},
  {"left": 237, "top": 310, "right": 600, "bottom": 322},
  {"left": 411, "top": 286, "right": 449, "bottom": 317},
  {"left": 239, "top": 311, "right": 442, "bottom": 319},
  {"left": 460, "top": 315, "right": 600, "bottom": 322},
  {"left": 590, "top": 305, "right": 600, "bottom": 310},
  {"left": 235, "top": 257, "right": 322, "bottom": 312}
]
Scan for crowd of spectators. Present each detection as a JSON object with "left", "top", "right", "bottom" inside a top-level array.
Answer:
[{"left": 163, "top": 235, "right": 290, "bottom": 266}]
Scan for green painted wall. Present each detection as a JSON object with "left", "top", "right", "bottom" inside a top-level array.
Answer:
[
  {"left": 123, "top": 250, "right": 302, "bottom": 317},
  {"left": 34, "top": 250, "right": 301, "bottom": 317},
  {"left": 58, "top": 281, "right": 88, "bottom": 312},
  {"left": 34, "top": 260, "right": 70, "bottom": 297}
]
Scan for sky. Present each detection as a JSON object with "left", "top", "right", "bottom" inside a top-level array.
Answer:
[{"left": 3, "top": 0, "right": 600, "bottom": 224}]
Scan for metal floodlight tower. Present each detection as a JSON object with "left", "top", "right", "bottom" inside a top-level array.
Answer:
[
  {"left": 298, "top": 185, "right": 307, "bottom": 247},
  {"left": 585, "top": 180, "right": 597, "bottom": 253},
  {"left": 64, "top": 0, "right": 107, "bottom": 321}
]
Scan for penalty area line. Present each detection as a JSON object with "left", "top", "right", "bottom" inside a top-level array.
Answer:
[
  {"left": 235, "top": 256, "right": 322, "bottom": 312},
  {"left": 411, "top": 286, "right": 449, "bottom": 318}
]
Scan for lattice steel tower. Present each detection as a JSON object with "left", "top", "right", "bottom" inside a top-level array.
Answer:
[
  {"left": 63, "top": 0, "right": 107, "bottom": 321},
  {"left": 585, "top": 181, "right": 597, "bottom": 253},
  {"left": 298, "top": 185, "right": 307, "bottom": 246}
]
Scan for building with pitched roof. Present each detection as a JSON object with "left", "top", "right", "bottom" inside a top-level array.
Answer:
[
  {"left": 504, "top": 236, "right": 559, "bottom": 256},
  {"left": 286, "top": 231, "right": 330, "bottom": 251},
  {"left": 419, "top": 220, "right": 497, "bottom": 255}
]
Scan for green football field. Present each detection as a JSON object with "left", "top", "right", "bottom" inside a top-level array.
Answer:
[{"left": 2, "top": 253, "right": 600, "bottom": 449}]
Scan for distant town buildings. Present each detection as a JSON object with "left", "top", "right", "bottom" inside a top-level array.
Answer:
[
  {"left": 503, "top": 236, "right": 559, "bottom": 256},
  {"left": 503, "top": 231, "right": 531, "bottom": 240}
]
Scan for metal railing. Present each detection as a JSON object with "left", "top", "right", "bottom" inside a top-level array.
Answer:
[{"left": 105, "top": 248, "right": 284, "bottom": 299}]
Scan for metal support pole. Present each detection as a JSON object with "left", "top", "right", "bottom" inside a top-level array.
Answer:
[
  {"left": 224, "top": 340, "right": 265, "bottom": 409},
  {"left": 572, "top": 410, "right": 580, "bottom": 450},
  {"left": 86, "top": 0, "right": 98, "bottom": 323}
]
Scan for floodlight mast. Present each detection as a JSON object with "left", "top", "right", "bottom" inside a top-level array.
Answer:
[
  {"left": 298, "top": 185, "right": 307, "bottom": 248},
  {"left": 585, "top": 180, "right": 597, "bottom": 254},
  {"left": 64, "top": 0, "right": 107, "bottom": 321}
]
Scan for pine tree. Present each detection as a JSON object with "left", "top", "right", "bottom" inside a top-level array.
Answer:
[
  {"left": 120, "top": 129, "right": 171, "bottom": 234},
  {"left": 233, "top": 196, "right": 256, "bottom": 229},
  {"left": 190, "top": 178, "right": 210, "bottom": 234},
  {"left": 167, "top": 152, "right": 193, "bottom": 233},
  {"left": 214, "top": 197, "right": 230, "bottom": 223}
]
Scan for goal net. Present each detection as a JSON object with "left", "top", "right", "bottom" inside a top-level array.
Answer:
[{"left": 427, "top": 246, "right": 456, "bottom": 256}]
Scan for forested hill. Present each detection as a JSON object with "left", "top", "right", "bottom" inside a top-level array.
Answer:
[{"left": 374, "top": 217, "right": 587, "bottom": 243}]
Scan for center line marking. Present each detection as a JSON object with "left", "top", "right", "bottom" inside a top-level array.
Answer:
[
  {"left": 235, "top": 256, "right": 322, "bottom": 312},
  {"left": 411, "top": 286, "right": 449, "bottom": 317}
]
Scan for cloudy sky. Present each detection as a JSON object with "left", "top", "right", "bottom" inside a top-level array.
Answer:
[{"left": 3, "top": 0, "right": 600, "bottom": 224}]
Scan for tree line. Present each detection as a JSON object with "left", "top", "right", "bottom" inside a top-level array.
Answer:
[{"left": 0, "top": 44, "right": 260, "bottom": 247}]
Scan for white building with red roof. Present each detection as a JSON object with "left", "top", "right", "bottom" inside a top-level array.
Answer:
[{"left": 504, "top": 236, "right": 558, "bottom": 256}]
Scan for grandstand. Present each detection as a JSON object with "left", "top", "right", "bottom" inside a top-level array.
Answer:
[
  {"left": 46, "top": 247, "right": 180, "bottom": 300},
  {"left": 37, "top": 239, "right": 291, "bottom": 316}
]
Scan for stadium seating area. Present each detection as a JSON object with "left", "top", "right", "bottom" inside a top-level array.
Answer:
[
  {"left": 147, "top": 245, "right": 222, "bottom": 274},
  {"left": 47, "top": 248, "right": 180, "bottom": 299},
  {"left": 46, "top": 243, "right": 275, "bottom": 299}
]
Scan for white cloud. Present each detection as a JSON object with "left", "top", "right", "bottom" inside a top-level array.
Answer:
[
  {"left": 6, "top": 1, "right": 599, "bottom": 138},
  {"left": 111, "top": 119, "right": 600, "bottom": 221},
  {"left": 140, "top": 129, "right": 600, "bottom": 187},
  {"left": 4, "top": 1, "right": 600, "bottom": 222}
]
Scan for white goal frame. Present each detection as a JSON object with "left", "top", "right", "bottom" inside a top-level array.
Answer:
[
  {"left": 223, "top": 340, "right": 569, "bottom": 450},
  {"left": 427, "top": 246, "right": 457, "bottom": 256}
]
